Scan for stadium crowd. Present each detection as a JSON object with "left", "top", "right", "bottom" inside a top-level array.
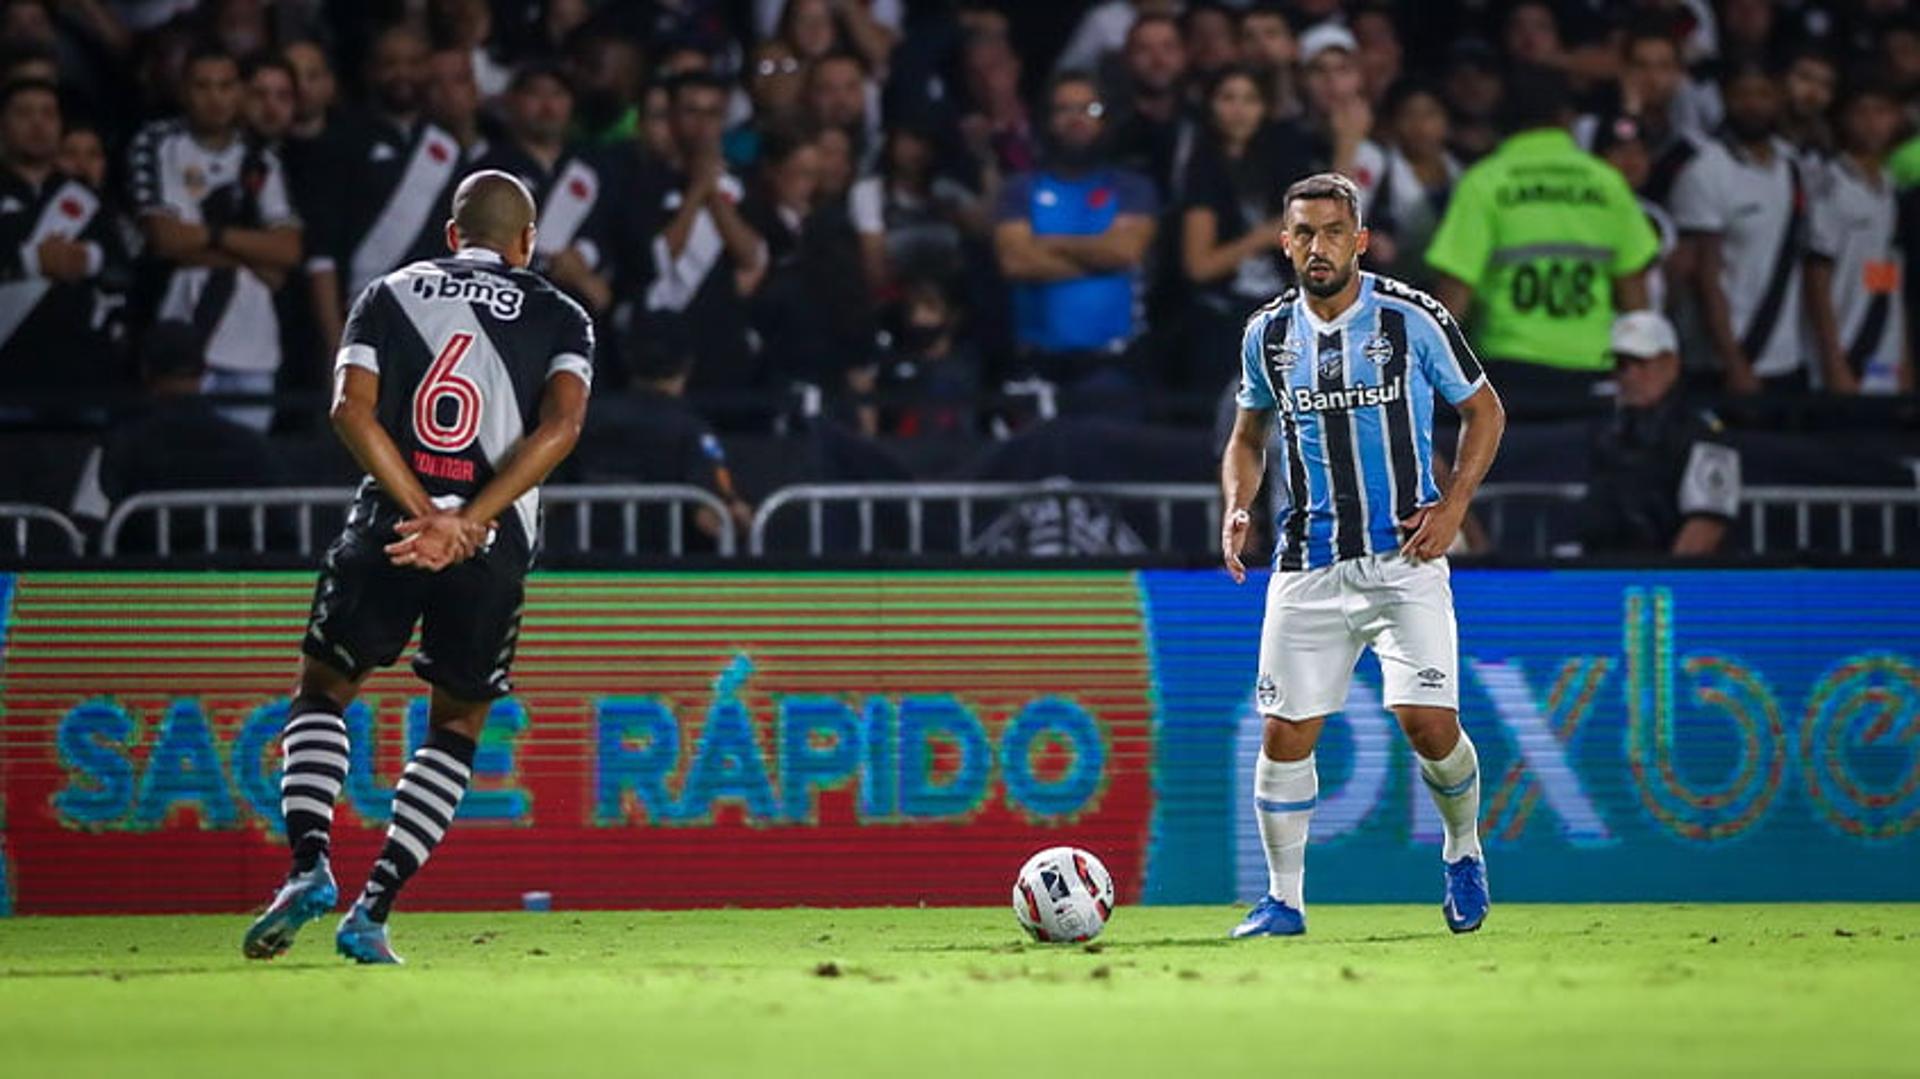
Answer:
[{"left": 1, "top": 0, "right": 1918, "bottom": 558}]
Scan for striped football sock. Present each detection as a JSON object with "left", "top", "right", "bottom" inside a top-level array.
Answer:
[
  {"left": 281, "top": 696, "right": 350, "bottom": 873},
  {"left": 1418, "top": 729, "right": 1483, "bottom": 863},
  {"left": 1254, "top": 753, "right": 1317, "bottom": 909},
  {"left": 358, "top": 728, "right": 476, "bottom": 922}
]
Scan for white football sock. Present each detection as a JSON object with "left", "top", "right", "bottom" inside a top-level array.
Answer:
[
  {"left": 1254, "top": 753, "right": 1317, "bottom": 909},
  {"left": 1418, "top": 729, "right": 1483, "bottom": 863}
]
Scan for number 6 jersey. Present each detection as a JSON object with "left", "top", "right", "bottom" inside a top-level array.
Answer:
[{"left": 334, "top": 247, "right": 594, "bottom": 564}]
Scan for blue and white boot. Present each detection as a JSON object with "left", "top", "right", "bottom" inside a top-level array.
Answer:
[
  {"left": 1443, "top": 856, "right": 1490, "bottom": 934},
  {"left": 1230, "top": 894, "right": 1307, "bottom": 938},
  {"left": 335, "top": 900, "right": 405, "bottom": 965},
  {"left": 242, "top": 856, "right": 338, "bottom": 959}
]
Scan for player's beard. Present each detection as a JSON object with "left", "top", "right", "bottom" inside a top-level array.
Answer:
[{"left": 1301, "top": 260, "right": 1353, "bottom": 298}]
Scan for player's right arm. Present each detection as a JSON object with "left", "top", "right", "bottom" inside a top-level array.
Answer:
[
  {"left": 327, "top": 283, "right": 438, "bottom": 520},
  {"left": 1221, "top": 311, "right": 1279, "bottom": 584},
  {"left": 1221, "top": 407, "right": 1273, "bottom": 584}
]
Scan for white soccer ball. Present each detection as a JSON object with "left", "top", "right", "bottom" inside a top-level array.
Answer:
[{"left": 1011, "top": 846, "right": 1115, "bottom": 943}]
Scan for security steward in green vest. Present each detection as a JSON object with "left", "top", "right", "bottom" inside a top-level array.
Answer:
[{"left": 1426, "top": 65, "right": 1659, "bottom": 406}]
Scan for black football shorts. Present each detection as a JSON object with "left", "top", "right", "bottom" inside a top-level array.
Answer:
[{"left": 300, "top": 520, "right": 525, "bottom": 701}]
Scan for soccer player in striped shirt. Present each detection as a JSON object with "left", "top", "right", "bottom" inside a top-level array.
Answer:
[
  {"left": 243, "top": 171, "right": 592, "bottom": 964},
  {"left": 1220, "top": 173, "right": 1506, "bottom": 937}
]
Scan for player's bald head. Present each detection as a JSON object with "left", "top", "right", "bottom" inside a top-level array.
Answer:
[{"left": 450, "top": 170, "right": 536, "bottom": 249}]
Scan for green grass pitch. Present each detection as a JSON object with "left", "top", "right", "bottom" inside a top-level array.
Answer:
[{"left": 1, "top": 905, "right": 1915, "bottom": 1078}]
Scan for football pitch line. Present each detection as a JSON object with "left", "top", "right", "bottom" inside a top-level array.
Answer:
[{"left": 0, "top": 904, "right": 1914, "bottom": 1079}]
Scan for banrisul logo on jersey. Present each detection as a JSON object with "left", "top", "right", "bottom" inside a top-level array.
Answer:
[{"left": 0, "top": 573, "right": 1153, "bottom": 913}]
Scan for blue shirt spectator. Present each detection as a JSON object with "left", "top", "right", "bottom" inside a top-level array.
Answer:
[{"left": 994, "top": 73, "right": 1158, "bottom": 378}]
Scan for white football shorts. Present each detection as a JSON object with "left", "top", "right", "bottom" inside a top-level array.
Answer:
[{"left": 1254, "top": 552, "right": 1460, "bottom": 719}]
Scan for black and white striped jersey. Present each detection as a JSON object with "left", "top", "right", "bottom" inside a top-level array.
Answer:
[
  {"left": 312, "top": 113, "right": 466, "bottom": 296},
  {"left": 335, "top": 247, "right": 594, "bottom": 563},
  {"left": 126, "top": 120, "right": 299, "bottom": 375},
  {"left": 1668, "top": 135, "right": 1809, "bottom": 380},
  {"left": 0, "top": 168, "right": 126, "bottom": 385},
  {"left": 472, "top": 140, "right": 609, "bottom": 277}
]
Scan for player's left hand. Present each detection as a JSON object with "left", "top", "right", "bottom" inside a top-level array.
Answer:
[
  {"left": 386, "top": 513, "right": 493, "bottom": 571},
  {"left": 1400, "top": 500, "right": 1464, "bottom": 562}
]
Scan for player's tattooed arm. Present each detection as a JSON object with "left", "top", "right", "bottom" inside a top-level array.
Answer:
[{"left": 1221, "top": 407, "right": 1274, "bottom": 584}]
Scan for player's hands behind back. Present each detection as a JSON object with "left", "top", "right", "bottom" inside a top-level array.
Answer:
[{"left": 386, "top": 511, "right": 493, "bottom": 571}]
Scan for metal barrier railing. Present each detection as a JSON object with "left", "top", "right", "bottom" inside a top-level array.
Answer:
[
  {"left": 0, "top": 503, "right": 86, "bottom": 557},
  {"left": 101, "top": 485, "right": 739, "bottom": 559},
  {"left": 25, "top": 481, "right": 1918, "bottom": 562},
  {"left": 1471, "top": 483, "right": 1920, "bottom": 556},
  {"left": 749, "top": 482, "right": 1222, "bottom": 557},
  {"left": 102, "top": 487, "right": 352, "bottom": 557},
  {"left": 1742, "top": 486, "right": 1920, "bottom": 557},
  {"left": 1471, "top": 482, "right": 1587, "bottom": 556},
  {"left": 543, "top": 484, "right": 736, "bottom": 557}
]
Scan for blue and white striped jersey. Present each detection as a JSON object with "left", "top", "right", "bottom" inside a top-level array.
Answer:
[{"left": 1236, "top": 273, "right": 1487, "bottom": 571}]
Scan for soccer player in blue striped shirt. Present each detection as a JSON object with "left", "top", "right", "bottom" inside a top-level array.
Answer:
[{"left": 1220, "top": 173, "right": 1506, "bottom": 937}]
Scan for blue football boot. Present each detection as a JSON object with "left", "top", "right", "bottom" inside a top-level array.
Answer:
[
  {"left": 1443, "top": 855, "right": 1490, "bottom": 933},
  {"left": 1230, "top": 894, "right": 1307, "bottom": 938},
  {"left": 242, "top": 857, "right": 338, "bottom": 960},
  {"left": 335, "top": 900, "right": 405, "bottom": 965}
]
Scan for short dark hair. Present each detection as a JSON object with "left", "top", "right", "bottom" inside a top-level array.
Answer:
[
  {"left": 1501, "top": 62, "right": 1572, "bottom": 132},
  {"left": 1785, "top": 45, "right": 1839, "bottom": 74},
  {"left": 1840, "top": 73, "right": 1903, "bottom": 109},
  {"left": 141, "top": 320, "right": 207, "bottom": 381},
  {"left": 664, "top": 69, "right": 730, "bottom": 102},
  {"left": 509, "top": 60, "right": 572, "bottom": 96},
  {"left": 1127, "top": 12, "right": 1181, "bottom": 45},
  {"left": 1282, "top": 172, "right": 1362, "bottom": 225},
  {"left": 1201, "top": 65, "right": 1267, "bottom": 109},
  {"left": 1182, "top": 2, "right": 1232, "bottom": 31},
  {"left": 0, "top": 76, "right": 58, "bottom": 112},
  {"left": 1621, "top": 20, "right": 1682, "bottom": 60},
  {"left": 810, "top": 49, "right": 869, "bottom": 80},
  {"left": 240, "top": 51, "right": 293, "bottom": 84},
  {"left": 758, "top": 127, "right": 811, "bottom": 169},
  {"left": 1718, "top": 56, "right": 1776, "bottom": 90},
  {"left": 631, "top": 311, "right": 695, "bottom": 381},
  {"left": 183, "top": 42, "right": 235, "bottom": 75},
  {"left": 1240, "top": 3, "right": 1293, "bottom": 29},
  {"left": 1382, "top": 76, "right": 1442, "bottom": 121},
  {"left": 1046, "top": 68, "right": 1101, "bottom": 105}
]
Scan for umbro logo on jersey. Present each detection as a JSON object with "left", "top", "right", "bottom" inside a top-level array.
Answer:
[
  {"left": 1363, "top": 332, "right": 1395, "bottom": 365},
  {"left": 1417, "top": 667, "right": 1447, "bottom": 688},
  {"left": 1265, "top": 341, "right": 1298, "bottom": 374}
]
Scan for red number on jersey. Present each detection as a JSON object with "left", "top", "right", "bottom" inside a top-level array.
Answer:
[{"left": 413, "top": 332, "right": 482, "bottom": 453}]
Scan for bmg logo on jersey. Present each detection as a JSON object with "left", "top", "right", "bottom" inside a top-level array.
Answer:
[{"left": 410, "top": 272, "right": 524, "bottom": 320}]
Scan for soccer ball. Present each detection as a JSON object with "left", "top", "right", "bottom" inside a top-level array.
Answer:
[{"left": 1011, "top": 846, "right": 1115, "bottom": 943}]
